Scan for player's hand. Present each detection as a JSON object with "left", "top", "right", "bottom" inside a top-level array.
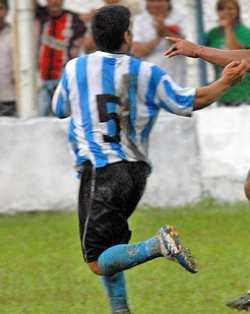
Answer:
[
  {"left": 221, "top": 60, "right": 248, "bottom": 86},
  {"left": 164, "top": 37, "right": 201, "bottom": 58}
]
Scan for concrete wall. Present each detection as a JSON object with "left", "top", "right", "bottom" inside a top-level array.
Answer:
[{"left": 1, "top": 106, "right": 249, "bottom": 213}]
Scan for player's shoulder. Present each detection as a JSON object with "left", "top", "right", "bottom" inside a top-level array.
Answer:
[
  {"left": 128, "top": 57, "right": 167, "bottom": 84},
  {"left": 64, "top": 56, "right": 85, "bottom": 76},
  {"left": 139, "top": 58, "right": 167, "bottom": 77},
  {"left": 65, "top": 57, "right": 78, "bottom": 68}
]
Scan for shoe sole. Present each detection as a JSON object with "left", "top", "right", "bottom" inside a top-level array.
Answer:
[{"left": 159, "top": 225, "right": 198, "bottom": 274}]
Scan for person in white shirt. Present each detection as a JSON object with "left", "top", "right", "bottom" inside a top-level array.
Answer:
[{"left": 132, "top": 0, "right": 187, "bottom": 86}]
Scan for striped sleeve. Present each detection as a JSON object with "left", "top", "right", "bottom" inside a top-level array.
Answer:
[
  {"left": 152, "top": 65, "right": 196, "bottom": 117},
  {"left": 52, "top": 65, "right": 70, "bottom": 118}
]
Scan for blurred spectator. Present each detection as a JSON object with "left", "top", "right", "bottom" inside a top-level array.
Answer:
[
  {"left": 206, "top": 0, "right": 250, "bottom": 106},
  {"left": 132, "top": 0, "right": 187, "bottom": 86},
  {"left": 36, "top": 0, "right": 86, "bottom": 116},
  {"left": 79, "top": 9, "right": 96, "bottom": 55},
  {"left": 102, "top": 0, "right": 142, "bottom": 15},
  {"left": 79, "top": 0, "right": 142, "bottom": 56},
  {"left": 0, "top": 0, "right": 16, "bottom": 117}
]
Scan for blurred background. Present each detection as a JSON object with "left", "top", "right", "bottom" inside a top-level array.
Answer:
[
  {"left": 1, "top": 2, "right": 250, "bottom": 314},
  {"left": 1, "top": 0, "right": 250, "bottom": 118}
]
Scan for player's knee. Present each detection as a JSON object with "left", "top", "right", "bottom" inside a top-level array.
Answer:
[
  {"left": 244, "top": 179, "right": 250, "bottom": 202},
  {"left": 88, "top": 261, "right": 102, "bottom": 275},
  {"left": 244, "top": 170, "right": 250, "bottom": 202}
]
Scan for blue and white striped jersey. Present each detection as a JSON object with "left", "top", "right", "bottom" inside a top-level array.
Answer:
[{"left": 52, "top": 51, "right": 196, "bottom": 169}]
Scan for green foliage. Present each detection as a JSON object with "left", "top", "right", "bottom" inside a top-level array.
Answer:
[{"left": 0, "top": 201, "right": 250, "bottom": 314}]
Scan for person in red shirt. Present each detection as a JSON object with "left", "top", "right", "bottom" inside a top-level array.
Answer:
[{"left": 36, "top": 0, "right": 86, "bottom": 116}]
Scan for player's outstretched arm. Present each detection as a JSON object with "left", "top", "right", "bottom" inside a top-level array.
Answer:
[
  {"left": 165, "top": 36, "right": 250, "bottom": 70},
  {"left": 194, "top": 60, "right": 248, "bottom": 110}
]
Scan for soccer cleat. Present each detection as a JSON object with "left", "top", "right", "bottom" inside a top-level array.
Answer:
[
  {"left": 157, "top": 225, "right": 198, "bottom": 274},
  {"left": 226, "top": 292, "right": 250, "bottom": 311}
]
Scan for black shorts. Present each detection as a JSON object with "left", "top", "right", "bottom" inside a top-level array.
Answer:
[{"left": 78, "top": 160, "right": 150, "bottom": 263}]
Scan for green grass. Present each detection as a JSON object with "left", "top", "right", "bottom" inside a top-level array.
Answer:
[{"left": 1, "top": 199, "right": 250, "bottom": 314}]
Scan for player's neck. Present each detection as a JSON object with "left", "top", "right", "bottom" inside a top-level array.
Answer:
[{"left": 102, "top": 45, "right": 129, "bottom": 55}]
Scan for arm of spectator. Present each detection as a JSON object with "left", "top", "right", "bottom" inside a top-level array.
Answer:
[
  {"left": 132, "top": 15, "right": 163, "bottom": 58},
  {"left": 220, "top": 16, "right": 244, "bottom": 50},
  {"left": 165, "top": 25, "right": 185, "bottom": 39},
  {"left": 164, "top": 37, "right": 250, "bottom": 70},
  {"left": 132, "top": 37, "right": 161, "bottom": 58},
  {"left": 68, "top": 15, "right": 87, "bottom": 59},
  {"left": 194, "top": 60, "right": 248, "bottom": 110},
  {"left": 72, "top": 14, "right": 87, "bottom": 40},
  {"left": 224, "top": 26, "right": 244, "bottom": 49},
  {"left": 52, "top": 68, "right": 71, "bottom": 118}
]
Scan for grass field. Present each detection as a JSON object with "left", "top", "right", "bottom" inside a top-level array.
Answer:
[{"left": 1, "top": 199, "right": 250, "bottom": 314}]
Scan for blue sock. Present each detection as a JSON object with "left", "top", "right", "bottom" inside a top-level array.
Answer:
[
  {"left": 102, "top": 272, "right": 129, "bottom": 313},
  {"left": 98, "top": 236, "right": 161, "bottom": 276}
]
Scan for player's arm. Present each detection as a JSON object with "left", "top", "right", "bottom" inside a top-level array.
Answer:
[
  {"left": 194, "top": 60, "right": 247, "bottom": 110},
  {"left": 52, "top": 69, "right": 71, "bottom": 118},
  {"left": 164, "top": 37, "right": 250, "bottom": 70}
]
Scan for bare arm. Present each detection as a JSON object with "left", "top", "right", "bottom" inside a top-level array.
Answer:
[
  {"left": 132, "top": 37, "right": 161, "bottom": 58},
  {"left": 194, "top": 78, "right": 231, "bottom": 110},
  {"left": 197, "top": 46, "right": 250, "bottom": 68},
  {"left": 194, "top": 60, "right": 248, "bottom": 110},
  {"left": 164, "top": 37, "right": 250, "bottom": 69}
]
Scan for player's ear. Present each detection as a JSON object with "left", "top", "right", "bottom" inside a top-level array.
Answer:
[
  {"left": 124, "top": 31, "right": 129, "bottom": 44},
  {"left": 123, "top": 30, "right": 132, "bottom": 49}
]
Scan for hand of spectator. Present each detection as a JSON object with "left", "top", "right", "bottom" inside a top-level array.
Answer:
[
  {"left": 165, "top": 24, "right": 181, "bottom": 36},
  {"left": 221, "top": 60, "right": 248, "bottom": 86},
  {"left": 219, "top": 15, "right": 235, "bottom": 29},
  {"left": 154, "top": 16, "right": 167, "bottom": 38},
  {"left": 164, "top": 37, "right": 200, "bottom": 58}
]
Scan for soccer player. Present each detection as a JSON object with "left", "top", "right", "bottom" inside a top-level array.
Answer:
[
  {"left": 165, "top": 36, "right": 250, "bottom": 312},
  {"left": 52, "top": 6, "right": 247, "bottom": 314}
]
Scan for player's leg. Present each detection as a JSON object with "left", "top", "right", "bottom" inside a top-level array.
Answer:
[
  {"left": 79, "top": 161, "right": 197, "bottom": 313},
  {"left": 88, "top": 162, "right": 197, "bottom": 277},
  {"left": 78, "top": 161, "right": 132, "bottom": 313},
  {"left": 101, "top": 272, "right": 130, "bottom": 314},
  {"left": 226, "top": 170, "right": 250, "bottom": 311},
  {"left": 89, "top": 224, "right": 197, "bottom": 276}
]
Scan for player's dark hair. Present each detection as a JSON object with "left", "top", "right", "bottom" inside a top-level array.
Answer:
[
  {"left": 91, "top": 5, "right": 131, "bottom": 52},
  {"left": 0, "top": 0, "right": 8, "bottom": 10}
]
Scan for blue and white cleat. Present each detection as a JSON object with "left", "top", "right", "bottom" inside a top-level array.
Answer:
[{"left": 158, "top": 225, "right": 198, "bottom": 274}]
